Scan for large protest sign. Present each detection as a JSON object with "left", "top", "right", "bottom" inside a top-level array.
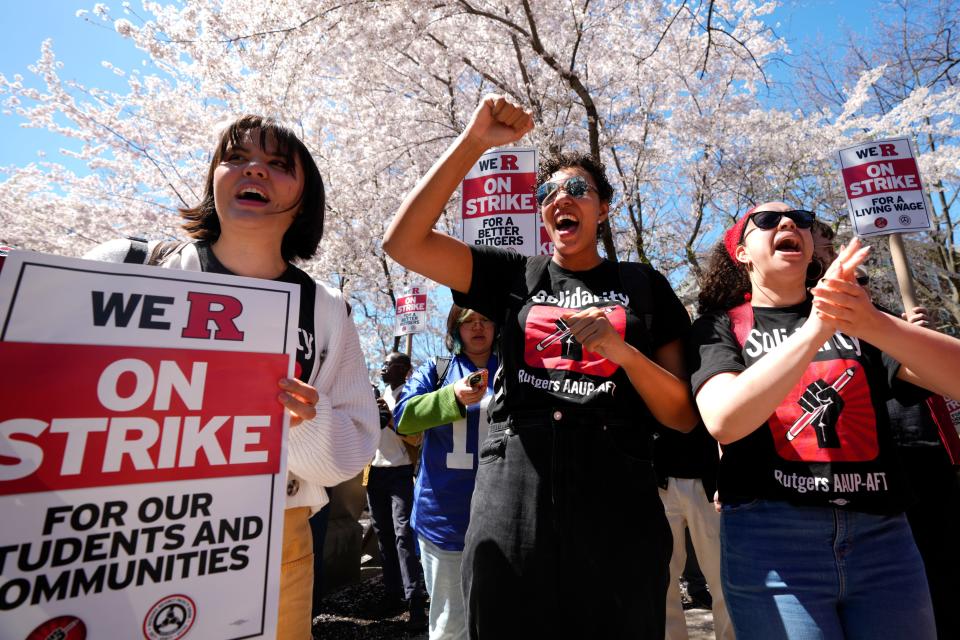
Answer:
[
  {"left": 835, "top": 137, "right": 933, "bottom": 237},
  {"left": 461, "top": 147, "right": 543, "bottom": 255},
  {"left": 0, "top": 251, "right": 296, "bottom": 639},
  {"left": 394, "top": 287, "right": 427, "bottom": 337}
]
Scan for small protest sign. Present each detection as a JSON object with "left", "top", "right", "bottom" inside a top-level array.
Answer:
[
  {"left": 835, "top": 137, "right": 933, "bottom": 237},
  {"left": 0, "top": 250, "right": 295, "bottom": 639},
  {"left": 461, "top": 147, "right": 541, "bottom": 255},
  {"left": 394, "top": 287, "right": 427, "bottom": 336}
]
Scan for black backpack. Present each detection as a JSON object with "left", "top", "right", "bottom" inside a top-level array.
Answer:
[{"left": 122, "top": 238, "right": 187, "bottom": 266}]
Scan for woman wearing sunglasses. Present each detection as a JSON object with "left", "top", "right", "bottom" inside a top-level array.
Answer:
[
  {"left": 384, "top": 95, "right": 697, "bottom": 638},
  {"left": 691, "top": 201, "right": 960, "bottom": 639}
]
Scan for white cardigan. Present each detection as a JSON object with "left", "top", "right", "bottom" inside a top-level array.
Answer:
[{"left": 84, "top": 239, "right": 379, "bottom": 511}]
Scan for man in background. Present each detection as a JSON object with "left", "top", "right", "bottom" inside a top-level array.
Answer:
[{"left": 368, "top": 352, "right": 427, "bottom": 629}]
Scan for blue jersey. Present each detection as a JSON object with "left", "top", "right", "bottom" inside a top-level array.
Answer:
[{"left": 394, "top": 353, "right": 497, "bottom": 551}]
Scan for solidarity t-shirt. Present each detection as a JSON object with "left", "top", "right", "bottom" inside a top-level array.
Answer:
[
  {"left": 690, "top": 301, "right": 909, "bottom": 513},
  {"left": 453, "top": 245, "right": 690, "bottom": 426}
]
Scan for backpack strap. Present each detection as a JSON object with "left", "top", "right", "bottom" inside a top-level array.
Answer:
[
  {"left": 123, "top": 238, "right": 149, "bottom": 264},
  {"left": 434, "top": 356, "right": 453, "bottom": 392},
  {"left": 147, "top": 241, "right": 188, "bottom": 266},
  {"left": 726, "top": 302, "right": 755, "bottom": 349},
  {"left": 523, "top": 255, "right": 553, "bottom": 292},
  {"left": 617, "top": 261, "right": 655, "bottom": 333},
  {"left": 122, "top": 238, "right": 188, "bottom": 266}
]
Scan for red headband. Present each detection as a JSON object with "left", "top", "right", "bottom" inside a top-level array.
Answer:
[{"left": 723, "top": 205, "right": 759, "bottom": 263}]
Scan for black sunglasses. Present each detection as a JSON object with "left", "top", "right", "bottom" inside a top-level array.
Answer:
[
  {"left": 750, "top": 209, "right": 815, "bottom": 231},
  {"left": 741, "top": 209, "right": 816, "bottom": 242},
  {"left": 535, "top": 175, "right": 596, "bottom": 206}
]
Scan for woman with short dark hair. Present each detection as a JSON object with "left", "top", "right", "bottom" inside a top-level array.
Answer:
[{"left": 86, "top": 115, "right": 378, "bottom": 639}]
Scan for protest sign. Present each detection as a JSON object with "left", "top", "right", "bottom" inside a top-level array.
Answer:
[
  {"left": 461, "top": 147, "right": 542, "bottom": 255},
  {"left": 835, "top": 137, "right": 933, "bottom": 237},
  {"left": 946, "top": 397, "right": 960, "bottom": 432},
  {"left": 0, "top": 250, "right": 296, "bottom": 639},
  {"left": 394, "top": 288, "right": 427, "bottom": 337}
]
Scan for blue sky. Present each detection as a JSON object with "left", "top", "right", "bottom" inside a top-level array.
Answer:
[{"left": 0, "top": 0, "right": 873, "bottom": 170}]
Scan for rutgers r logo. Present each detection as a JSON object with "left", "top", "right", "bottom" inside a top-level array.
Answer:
[{"left": 91, "top": 290, "right": 245, "bottom": 341}]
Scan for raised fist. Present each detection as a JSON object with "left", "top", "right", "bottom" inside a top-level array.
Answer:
[{"left": 798, "top": 380, "right": 843, "bottom": 448}]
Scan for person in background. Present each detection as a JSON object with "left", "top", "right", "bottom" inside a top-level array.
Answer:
[
  {"left": 84, "top": 115, "right": 378, "bottom": 639},
  {"left": 653, "top": 420, "right": 734, "bottom": 640},
  {"left": 368, "top": 352, "right": 427, "bottom": 628},
  {"left": 393, "top": 305, "right": 498, "bottom": 640},
  {"left": 810, "top": 229, "right": 960, "bottom": 640},
  {"left": 885, "top": 303, "right": 960, "bottom": 639}
]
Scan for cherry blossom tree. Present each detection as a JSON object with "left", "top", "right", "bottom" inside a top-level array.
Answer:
[{"left": 2, "top": 0, "right": 958, "bottom": 363}]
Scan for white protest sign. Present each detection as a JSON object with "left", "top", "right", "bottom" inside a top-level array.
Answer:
[
  {"left": 835, "top": 137, "right": 933, "bottom": 237},
  {"left": 394, "top": 287, "right": 427, "bottom": 336},
  {"left": 461, "top": 147, "right": 542, "bottom": 255},
  {"left": 0, "top": 250, "right": 296, "bottom": 640},
  {"left": 946, "top": 397, "right": 960, "bottom": 433}
]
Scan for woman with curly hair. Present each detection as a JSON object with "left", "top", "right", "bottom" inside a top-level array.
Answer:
[
  {"left": 383, "top": 94, "right": 697, "bottom": 638},
  {"left": 690, "top": 201, "right": 960, "bottom": 639}
]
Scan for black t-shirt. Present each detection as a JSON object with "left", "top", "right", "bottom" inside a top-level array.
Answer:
[
  {"left": 689, "top": 300, "right": 909, "bottom": 513},
  {"left": 195, "top": 241, "right": 318, "bottom": 383},
  {"left": 652, "top": 423, "right": 719, "bottom": 494},
  {"left": 452, "top": 245, "right": 690, "bottom": 426},
  {"left": 887, "top": 396, "right": 943, "bottom": 447}
]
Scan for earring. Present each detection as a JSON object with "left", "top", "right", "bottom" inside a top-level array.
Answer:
[{"left": 806, "top": 259, "right": 824, "bottom": 282}]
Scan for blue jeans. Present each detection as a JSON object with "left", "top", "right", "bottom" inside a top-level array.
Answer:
[{"left": 721, "top": 499, "right": 935, "bottom": 640}]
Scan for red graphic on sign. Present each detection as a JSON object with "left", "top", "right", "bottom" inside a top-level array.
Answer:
[
  {"left": 0, "top": 342, "right": 287, "bottom": 495},
  {"left": 875, "top": 217, "right": 888, "bottom": 229},
  {"left": 27, "top": 616, "right": 87, "bottom": 640},
  {"left": 395, "top": 289, "right": 426, "bottom": 315},
  {"left": 538, "top": 222, "right": 554, "bottom": 256},
  {"left": 523, "top": 304, "right": 625, "bottom": 376},
  {"left": 767, "top": 359, "right": 878, "bottom": 462},
  {"left": 840, "top": 158, "right": 921, "bottom": 199},
  {"left": 461, "top": 172, "right": 537, "bottom": 219}
]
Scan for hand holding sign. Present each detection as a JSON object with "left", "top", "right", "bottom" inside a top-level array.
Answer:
[
  {"left": 278, "top": 377, "right": 319, "bottom": 427},
  {"left": 902, "top": 306, "right": 931, "bottom": 327},
  {"left": 465, "top": 95, "right": 534, "bottom": 149}
]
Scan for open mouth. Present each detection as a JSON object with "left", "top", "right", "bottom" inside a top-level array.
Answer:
[
  {"left": 555, "top": 213, "right": 579, "bottom": 233},
  {"left": 774, "top": 235, "right": 802, "bottom": 253},
  {"left": 236, "top": 186, "right": 270, "bottom": 204}
]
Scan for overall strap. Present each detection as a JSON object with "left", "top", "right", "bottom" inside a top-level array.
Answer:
[
  {"left": 523, "top": 255, "right": 553, "bottom": 295},
  {"left": 433, "top": 356, "right": 453, "bottom": 391},
  {"left": 616, "top": 261, "right": 654, "bottom": 332}
]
